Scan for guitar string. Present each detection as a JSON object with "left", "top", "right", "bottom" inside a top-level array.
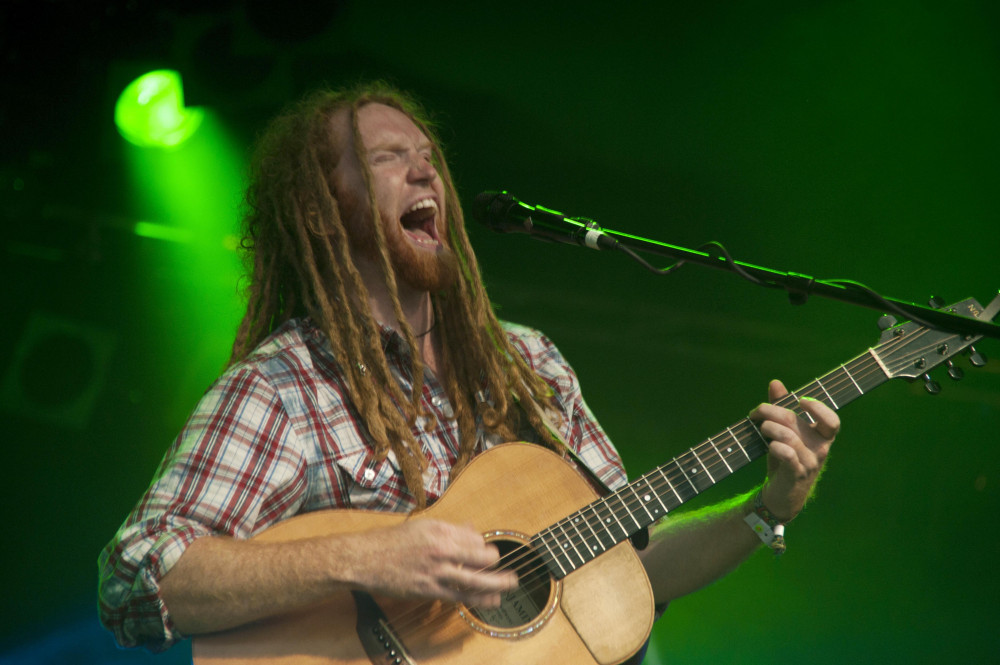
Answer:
[
  {"left": 380, "top": 326, "right": 969, "bottom": 640},
  {"left": 484, "top": 324, "right": 961, "bottom": 588},
  {"left": 387, "top": 340, "right": 953, "bottom": 642},
  {"left": 381, "top": 325, "right": 960, "bottom": 640},
  {"left": 386, "top": 325, "right": 963, "bottom": 641}
]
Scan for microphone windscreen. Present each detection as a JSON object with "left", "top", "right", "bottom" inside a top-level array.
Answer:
[{"left": 472, "top": 191, "right": 514, "bottom": 230}]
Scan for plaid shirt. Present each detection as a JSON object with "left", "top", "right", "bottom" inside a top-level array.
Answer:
[{"left": 97, "top": 318, "right": 628, "bottom": 652}]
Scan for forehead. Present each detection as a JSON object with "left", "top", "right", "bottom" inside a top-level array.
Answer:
[{"left": 356, "top": 103, "right": 431, "bottom": 149}]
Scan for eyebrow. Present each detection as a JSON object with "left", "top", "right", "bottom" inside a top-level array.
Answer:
[{"left": 367, "top": 136, "right": 433, "bottom": 152}]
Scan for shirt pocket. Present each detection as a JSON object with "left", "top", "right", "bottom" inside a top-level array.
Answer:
[{"left": 331, "top": 448, "right": 406, "bottom": 512}]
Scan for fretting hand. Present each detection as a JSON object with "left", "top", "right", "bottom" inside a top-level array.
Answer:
[{"left": 750, "top": 379, "right": 839, "bottom": 521}]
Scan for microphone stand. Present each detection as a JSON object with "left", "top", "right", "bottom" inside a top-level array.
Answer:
[{"left": 601, "top": 228, "right": 1000, "bottom": 340}]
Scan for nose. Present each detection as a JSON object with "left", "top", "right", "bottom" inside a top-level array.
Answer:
[{"left": 407, "top": 152, "right": 438, "bottom": 183}]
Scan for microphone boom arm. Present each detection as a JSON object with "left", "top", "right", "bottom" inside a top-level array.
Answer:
[{"left": 602, "top": 227, "right": 1000, "bottom": 340}]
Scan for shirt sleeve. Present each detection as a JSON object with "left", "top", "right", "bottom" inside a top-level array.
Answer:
[{"left": 97, "top": 365, "right": 308, "bottom": 652}]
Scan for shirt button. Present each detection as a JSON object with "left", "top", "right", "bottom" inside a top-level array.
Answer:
[
  {"left": 431, "top": 396, "right": 442, "bottom": 407},
  {"left": 363, "top": 468, "right": 376, "bottom": 482}
]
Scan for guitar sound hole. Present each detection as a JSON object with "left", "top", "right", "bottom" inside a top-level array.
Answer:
[{"left": 468, "top": 538, "right": 553, "bottom": 630}]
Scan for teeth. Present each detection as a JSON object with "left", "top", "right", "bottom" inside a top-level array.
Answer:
[{"left": 405, "top": 198, "right": 438, "bottom": 214}]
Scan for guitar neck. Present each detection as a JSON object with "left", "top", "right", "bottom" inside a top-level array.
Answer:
[{"left": 532, "top": 347, "right": 890, "bottom": 578}]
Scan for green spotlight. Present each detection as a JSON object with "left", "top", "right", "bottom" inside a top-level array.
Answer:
[{"left": 114, "top": 70, "right": 204, "bottom": 149}]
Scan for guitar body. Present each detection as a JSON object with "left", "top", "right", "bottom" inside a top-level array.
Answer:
[{"left": 193, "top": 443, "right": 655, "bottom": 665}]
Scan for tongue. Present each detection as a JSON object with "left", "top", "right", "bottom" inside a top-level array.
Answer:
[
  {"left": 400, "top": 208, "right": 435, "bottom": 241},
  {"left": 406, "top": 227, "right": 433, "bottom": 241},
  {"left": 401, "top": 206, "right": 434, "bottom": 226}
]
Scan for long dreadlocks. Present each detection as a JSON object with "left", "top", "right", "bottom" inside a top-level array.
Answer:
[{"left": 230, "top": 81, "right": 562, "bottom": 508}]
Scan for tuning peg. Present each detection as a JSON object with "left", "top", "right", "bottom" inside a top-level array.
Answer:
[
  {"left": 877, "top": 315, "right": 897, "bottom": 331},
  {"left": 946, "top": 361, "right": 964, "bottom": 380},
  {"left": 928, "top": 295, "right": 946, "bottom": 308},
  {"left": 969, "top": 346, "right": 987, "bottom": 367},
  {"left": 923, "top": 375, "right": 942, "bottom": 394}
]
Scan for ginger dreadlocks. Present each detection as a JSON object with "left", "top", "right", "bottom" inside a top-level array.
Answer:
[{"left": 230, "top": 82, "right": 561, "bottom": 508}]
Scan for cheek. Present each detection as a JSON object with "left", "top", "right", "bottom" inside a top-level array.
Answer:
[{"left": 371, "top": 172, "right": 399, "bottom": 209}]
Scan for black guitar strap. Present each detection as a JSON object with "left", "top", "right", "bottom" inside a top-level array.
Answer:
[{"left": 514, "top": 394, "right": 650, "bottom": 551}]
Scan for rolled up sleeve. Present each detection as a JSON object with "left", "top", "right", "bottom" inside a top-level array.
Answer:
[{"left": 97, "top": 365, "right": 307, "bottom": 651}]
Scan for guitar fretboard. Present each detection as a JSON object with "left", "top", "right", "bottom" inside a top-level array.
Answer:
[{"left": 531, "top": 348, "right": 891, "bottom": 579}]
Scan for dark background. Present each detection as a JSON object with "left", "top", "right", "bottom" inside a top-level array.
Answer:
[{"left": 2, "top": 1, "right": 998, "bottom": 663}]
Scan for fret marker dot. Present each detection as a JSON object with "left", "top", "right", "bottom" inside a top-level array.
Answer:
[
  {"left": 643, "top": 494, "right": 650, "bottom": 502},
  {"left": 691, "top": 468, "right": 698, "bottom": 473},
  {"left": 727, "top": 447, "right": 732, "bottom": 453}
]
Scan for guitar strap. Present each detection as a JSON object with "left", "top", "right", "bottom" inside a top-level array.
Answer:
[
  {"left": 515, "top": 392, "right": 650, "bottom": 551},
  {"left": 521, "top": 399, "right": 665, "bottom": 665}
]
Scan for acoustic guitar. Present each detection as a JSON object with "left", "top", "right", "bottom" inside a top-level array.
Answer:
[{"left": 193, "top": 295, "right": 997, "bottom": 665}]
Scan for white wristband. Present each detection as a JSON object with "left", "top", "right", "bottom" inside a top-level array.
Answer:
[{"left": 744, "top": 511, "right": 776, "bottom": 545}]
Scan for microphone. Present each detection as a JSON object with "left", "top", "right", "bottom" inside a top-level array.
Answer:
[{"left": 472, "top": 191, "right": 619, "bottom": 250}]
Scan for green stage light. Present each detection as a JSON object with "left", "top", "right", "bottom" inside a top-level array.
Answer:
[{"left": 114, "top": 70, "right": 204, "bottom": 149}]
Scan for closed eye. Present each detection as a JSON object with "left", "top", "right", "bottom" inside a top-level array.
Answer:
[{"left": 370, "top": 150, "right": 400, "bottom": 165}]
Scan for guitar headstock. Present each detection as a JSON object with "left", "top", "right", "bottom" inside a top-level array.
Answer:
[{"left": 874, "top": 294, "right": 998, "bottom": 392}]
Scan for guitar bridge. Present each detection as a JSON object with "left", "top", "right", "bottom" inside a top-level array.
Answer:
[{"left": 352, "top": 591, "right": 415, "bottom": 665}]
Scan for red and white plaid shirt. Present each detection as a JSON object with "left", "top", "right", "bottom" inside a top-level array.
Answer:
[{"left": 97, "top": 318, "right": 628, "bottom": 651}]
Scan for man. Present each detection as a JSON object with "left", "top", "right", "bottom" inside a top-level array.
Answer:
[{"left": 98, "top": 82, "right": 838, "bottom": 661}]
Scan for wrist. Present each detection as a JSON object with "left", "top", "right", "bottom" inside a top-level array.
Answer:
[
  {"left": 743, "top": 487, "right": 788, "bottom": 556},
  {"left": 758, "top": 482, "right": 796, "bottom": 523}
]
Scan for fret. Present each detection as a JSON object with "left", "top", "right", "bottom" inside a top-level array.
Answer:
[
  {"left": 575, "top": 506, "right": 608, "bottom": 557},
  {"left": 726, "top": 426, "right": 752, "bottom": 462},
  {"left": 690, "top": 448, "right": 716, "bottom": 484},
  {"left": 553, "top": 518, "right": 587, "bottom": 569},
  {"left": 582, "top": 505, "right": 609, "bottom": 551},
  {"left": 655, "top": 465, "right": 684, "bottom": 505},
  {"left": 597, "top": 495, "right": 630, "bottom": 544},
  {"left": 802, "top": 382, "right": 829, "bottom": 402},
  {"left": 789, "top": 390, "right": 817, "bottom": 424},
  {"left": 674, "top": 451, "right": 713, "bottom": 494},
  {"left": 672, "top": 456, "right": 699, "bottom": 494},
  {"left": 815, "top": 376, "right": 838, "bottom": 409},
  {"left": 706, "top": 435, "right": 734, "bottom": 474},
  {"left": 580, "top": 503, "right": 617, "bottom": 553},
  {"left": 841, "top": 364, "right": 863, "bottom": 395},
  {"left": 614, "top": 487, "right": 644, "bottom": 531},
  {"left": 532, "top": 531, "right": 568, "bottom": 579},
  {"left": 629, "top": 478, "right": 657, "bottom": 528},
  {"left": 541, "top": 527, "right": 574, "bottom": 575},
  {"left": 565, "top": 510, "right": 601, "bottom": 561},
  {"left": 634, "top": 474, "right": 670, "bottom": 521},
  {"left": 744, "top": 419, "right": 766, "bottom": 449}
]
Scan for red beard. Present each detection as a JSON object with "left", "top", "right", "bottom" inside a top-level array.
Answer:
[{"left": 339, "top": 191, "right": 458, "bottom": 293}]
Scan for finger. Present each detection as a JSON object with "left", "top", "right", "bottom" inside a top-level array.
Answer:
[
  {"left": 753, "top": 399, "right": 837, "bottom": 448},
  {"left": 454, "top": 567, "right": 518, "bottom": 593},
  {"left": 760, "top": 419, "right": 817, "bottom": 464},
  {"left": 766, "top": 437, "right": 816, "bottom": 481},
  {"left": 768, "top": 379, "right": 789, "bottom": 403},
  {"left": 451, "top": 541, "right": 507, "bottom": 574},
  {"left": 798, "top": 398, "right": 840, "bottom": 440},
  {"left": 763, "top": 380, "right": 838, "bottom": 439},
  {"left": 441, "top": 531, "right": 517, "bottom": 590},
  {"left": 751, "top": 402, "right": 799, "bottom": 430},
  {"left": 443, "top": 565, "right": 518, "bottom": 608}
]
